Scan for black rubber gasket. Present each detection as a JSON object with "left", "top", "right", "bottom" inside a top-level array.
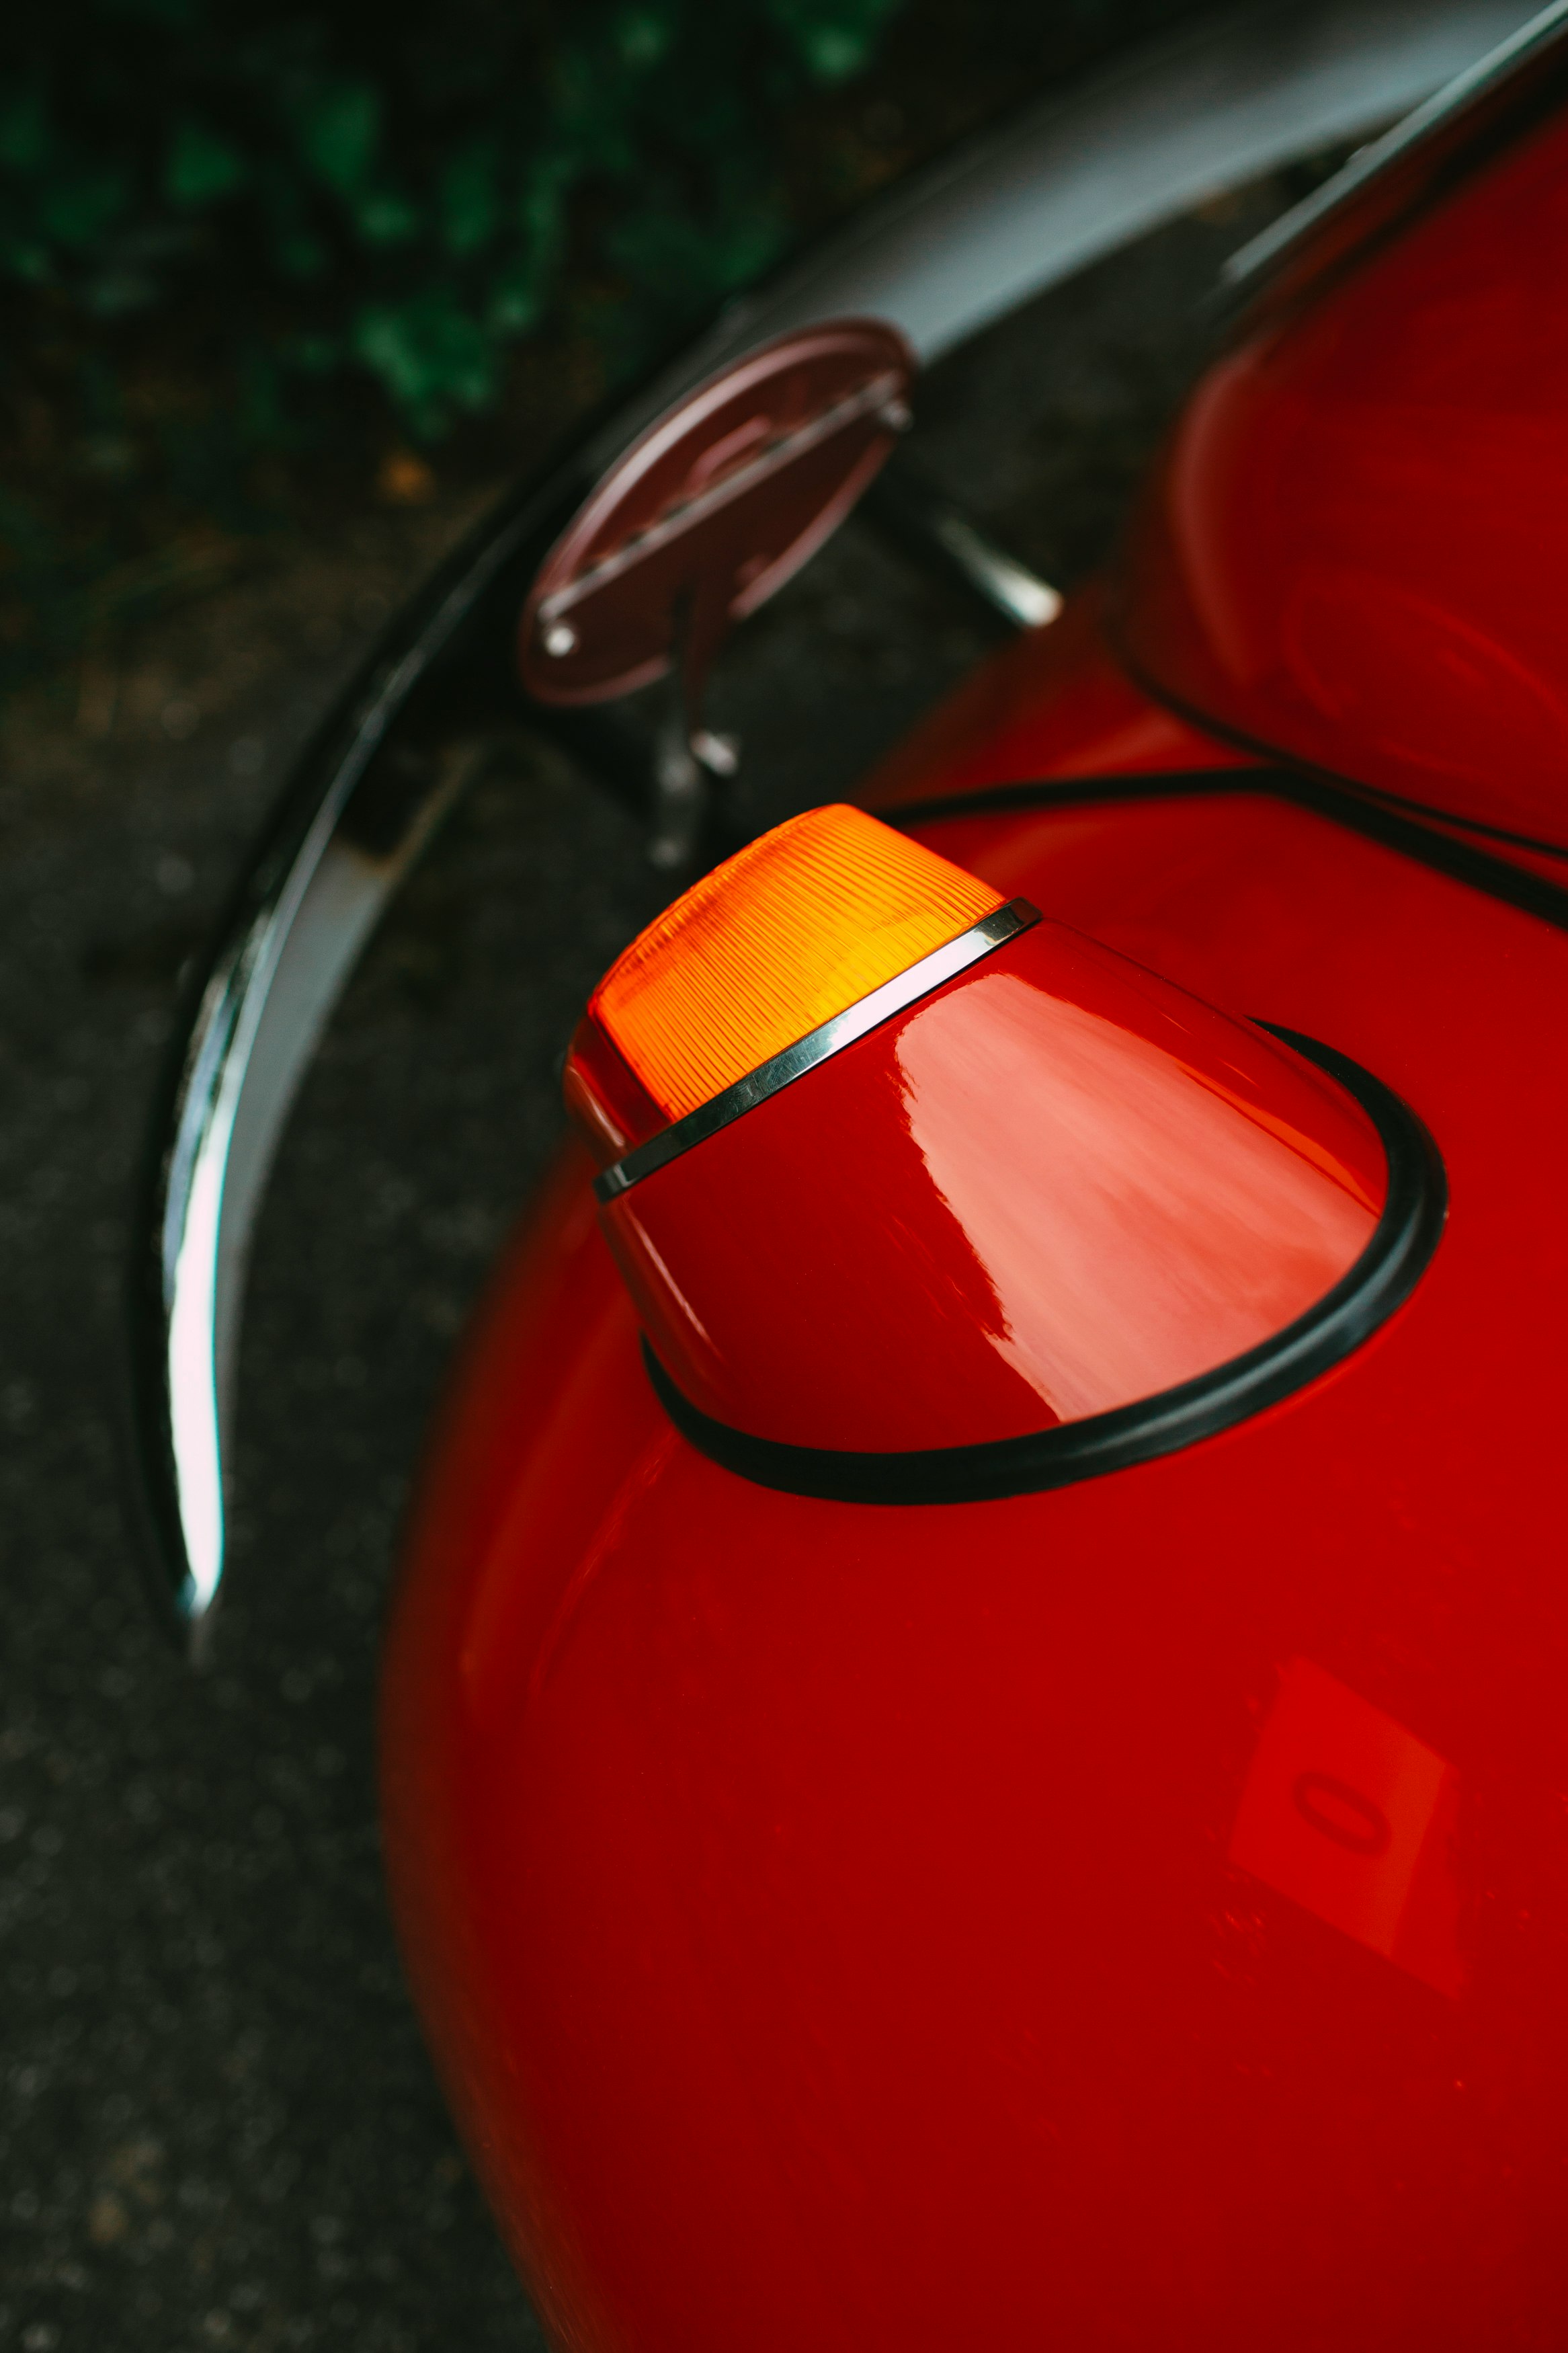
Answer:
[{"left": 642, "top": 1028, "right": 1446, "bottom": 1505}]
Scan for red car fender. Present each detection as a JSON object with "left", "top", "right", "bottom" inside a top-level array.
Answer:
[{"left": 381, "top": 75, "right": 1568, "bottom": 2353}]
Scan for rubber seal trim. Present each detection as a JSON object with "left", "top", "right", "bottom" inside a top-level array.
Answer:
[{"left": 641, "top": 1027, "right": 1446, "bottom": 1504}]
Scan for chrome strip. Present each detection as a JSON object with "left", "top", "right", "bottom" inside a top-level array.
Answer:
[
  {"left": 595, "top": 899, "right": 1040, "bottom": 1202},
  {"left": 155, "top": 758, "right": 473, "bottom": 1641},
  {"left": 126, "top": 477, "right": 590, "bottom": 1657},
  {"left": 129, "top": 0, "right": 1526, "bottom": 1655},
  {"left": 1223, "top": 0, "right": 1568, "bottom": 290},
  {"left": 921, "top": 513, "right": 1063, "bottom": 633},
  {"left": 864, "top": 466, "right": 1063, "bottom": 629}
]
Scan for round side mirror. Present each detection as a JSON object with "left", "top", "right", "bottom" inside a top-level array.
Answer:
[{"left": 519, "top": 319, "right": 915, "bottom": 863}]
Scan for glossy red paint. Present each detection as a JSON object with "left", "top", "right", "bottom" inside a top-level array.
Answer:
[
  {"left": 1120, "top": 104, "right": 1568, "bottom": 850},
  {"left": 597, "top": 915, "right": 1383, "bottom": 1450},
  {"left": 382, "top": 720, "right": 1568, "bottom": 2348}
]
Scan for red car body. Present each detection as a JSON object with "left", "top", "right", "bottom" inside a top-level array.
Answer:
[{"left": 378, "top": 60, "right": 1568, "bottom": 2353}]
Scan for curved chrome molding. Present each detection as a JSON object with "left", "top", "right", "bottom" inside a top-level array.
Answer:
[
  {"left": 141, "top": 750, "right": 472, "bottom": 1642},
  {"left": 126, "top": 473, "right": 602, "bottom": 1657},
  {"left": 596, "top": 898, "right": 1040, "bottom": 1202},
  {"left": 127, "top": 0, "right": 1526, "bottom": 1657}
]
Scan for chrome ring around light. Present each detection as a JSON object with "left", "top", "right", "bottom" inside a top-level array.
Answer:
[
  {"left": 595, "top": 899, "right": 1040, "bottom": 1202},
  {"left": 126, "top": 0, "right": 1537, "bottom": 1656}
]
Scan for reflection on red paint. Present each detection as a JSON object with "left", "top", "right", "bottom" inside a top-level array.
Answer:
[
  {"left": 896, "top": 972, "right": 1378, "bottom": 1425},
  {"left": 1230, "top": 1658, "right": 1462, "bottom": 1998},
  {"left": 1291, "top": 1770, "right": 1391, "bottom": 1856}
]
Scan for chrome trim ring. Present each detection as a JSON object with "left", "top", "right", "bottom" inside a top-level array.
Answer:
[{"left": 595, "top": 898, "right": 1040, "bottom": 1201}]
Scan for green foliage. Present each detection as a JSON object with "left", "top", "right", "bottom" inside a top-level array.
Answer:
[
  {"left": 0, "top": 0, "right": 911, "bottom": 444},
  {"left": 0, "top": 0, "right": 1208, "bottom": 697}
]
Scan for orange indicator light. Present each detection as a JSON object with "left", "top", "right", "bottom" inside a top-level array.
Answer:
[{"left": 591, "top": 803, "right": 1005, "bottom": 1120}]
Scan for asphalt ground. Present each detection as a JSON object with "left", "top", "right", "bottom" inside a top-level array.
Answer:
[{"left": 0, "top": 178, "right": 1298, "bottom": 2350}]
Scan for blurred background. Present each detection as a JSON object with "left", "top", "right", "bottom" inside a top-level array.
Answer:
[
  {"left": 0, "top": 2, "right": 1368, "bottom": 2346},
  {"left": 1, "top": 0, "right": 1214, "bottom": 713}
]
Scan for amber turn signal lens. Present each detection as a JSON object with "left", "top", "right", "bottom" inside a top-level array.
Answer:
[{"left": 591, "top": 803, "right": 1005, "bottom": 1120}]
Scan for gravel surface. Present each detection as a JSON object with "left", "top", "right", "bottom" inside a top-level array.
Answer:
[{"left": 0, "top": 176, "right": 1299, "bottom": 2350}]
